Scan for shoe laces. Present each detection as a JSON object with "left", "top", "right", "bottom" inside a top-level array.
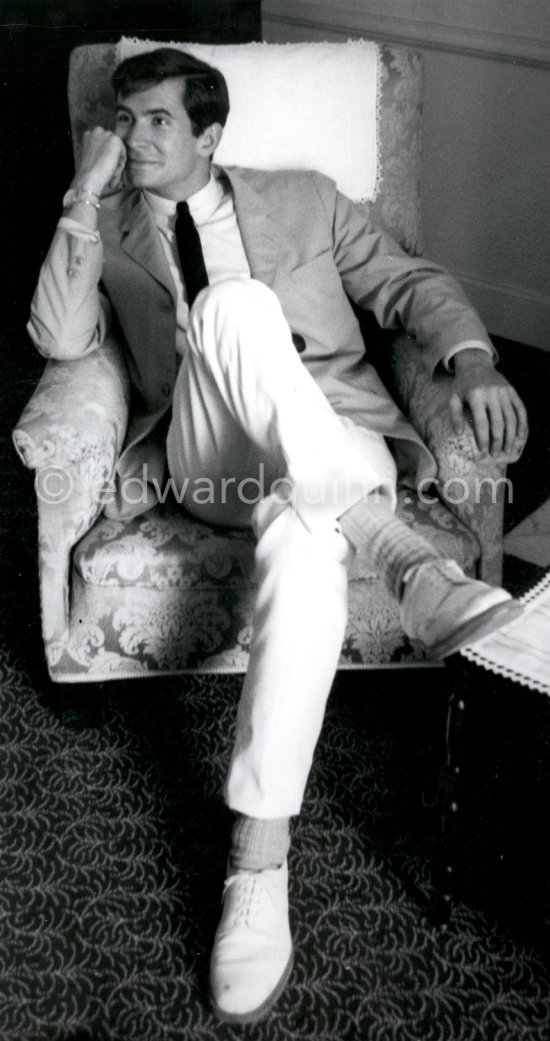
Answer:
[{"left": 223, "top": 871, "right": 273, "bottom": 929}]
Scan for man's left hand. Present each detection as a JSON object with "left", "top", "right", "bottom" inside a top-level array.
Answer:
[{"left": 449, "top": 349, "right": 528, "bottom": 458}]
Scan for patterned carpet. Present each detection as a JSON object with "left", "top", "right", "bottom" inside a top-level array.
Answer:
[
  {"left": 1, "top": 648, "right": 550, "bottom": 1040},
  {"left": 1, "top": 339, "right": 550, "bottom": 1039}
]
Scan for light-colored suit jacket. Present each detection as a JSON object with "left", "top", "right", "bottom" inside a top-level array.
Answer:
[{"left": 29, "top": 165, "right": 493, "bottom": 518}]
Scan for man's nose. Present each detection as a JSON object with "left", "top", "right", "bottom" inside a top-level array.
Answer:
[{"left": 123, "top": 121, "right": 147, "bottom": 150}]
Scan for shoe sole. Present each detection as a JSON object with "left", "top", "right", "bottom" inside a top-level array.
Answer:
[
  {"left": 210, "top": 948, "right": 294, "bottom": 1025},
  {"left": 422, "top": 598, "right": 525, "bottom": 661}
]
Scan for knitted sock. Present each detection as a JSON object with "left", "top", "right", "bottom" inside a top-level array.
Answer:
[
  {"left": 339, "top": 494, "right": 441, "bottom": 600},
  {"left": 230, "top": 813, "right": 291, "bottom": 873}
]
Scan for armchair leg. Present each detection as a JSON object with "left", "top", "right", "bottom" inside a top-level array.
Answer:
[{"left": 45, "top": 681, "right": 108, "bottom": 730}]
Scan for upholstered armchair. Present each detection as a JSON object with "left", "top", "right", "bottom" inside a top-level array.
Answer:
[{"left": 13, "top": 39, "right": 519, "bottom": 686}]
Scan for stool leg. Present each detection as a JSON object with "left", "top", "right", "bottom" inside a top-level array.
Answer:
[{"left": 430, "top": 666, "right": 467, "bottom": 924}]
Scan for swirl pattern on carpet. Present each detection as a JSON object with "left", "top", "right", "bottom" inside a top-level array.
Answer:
[{"left": 1, "top": 644, "right": 549, "bottom": 1040}]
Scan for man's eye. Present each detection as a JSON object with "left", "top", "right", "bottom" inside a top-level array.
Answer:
[
  {"left": 152, "top": 116, "right": 168, "bottom": 127},
  {"left": 115, "top": 113, "right": 131, "bottom": 125}
]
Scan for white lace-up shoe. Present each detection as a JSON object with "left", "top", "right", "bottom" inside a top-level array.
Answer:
[
  {"left": 400, "top": 559, "right": 525, "bottom": 660},
  {"left": 210, "top": 859, "right": 293, "bottom": 1023}
]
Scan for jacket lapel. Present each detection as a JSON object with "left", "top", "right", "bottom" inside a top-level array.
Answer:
[
  {"left": 221, "top": 166, "right": 293, "bottom": 287},
  {"left": 119, "top": 191, "right": 177, "bottom": 304}
]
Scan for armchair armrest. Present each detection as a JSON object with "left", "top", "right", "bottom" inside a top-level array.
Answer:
[
  {"left": 12, "top": 337, "right": 130, "bottom": 650},
  {"left": 390, "top": 334, "right": 523, "bottom": 585},
  {"left": 13, "top": 335, "right": 129, "bottom": 471}
]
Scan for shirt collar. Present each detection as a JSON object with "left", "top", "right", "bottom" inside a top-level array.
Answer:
[
  {"left": 143, "top": 172, "right": 224, "bottom": 230},
  {"left": 188, "top": 172, "right": 225, "bottom": 224}
]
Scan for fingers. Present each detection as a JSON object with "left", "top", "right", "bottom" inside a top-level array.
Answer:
[
  {"left": 451, "top": 365, "right": 528, "bottom": 461},
  {"left": 81, "top": 126, "right": 118, "bottom": 155},
  {"left": 449, "top": 392, "right": 464, "bottom": 436},
  {"left": 467, "top": 391, "right": 491, "bottom": 455},
  {"left": 106, "top": 144, "right": 128, "bottom": 192},
  {"left": 511, "top": 387, "right": 529, "bottom": 444},
  {"left": 463, "top": 387, "right": 528, "bottom": 459},
  {"left": 507, "top": 388, "right": 529, "bottom": 460},
  {"left": 486, "top": 398, "right": 507, "bottom": 456},
  {"left": 500, "top": 394, "right": 518, "bottom": 456},
  {"left": 78, "top": 128, "right": 126, "bottom": 193}
]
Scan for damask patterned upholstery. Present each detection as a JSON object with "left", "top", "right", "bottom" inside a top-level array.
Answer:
[
  {"left": 60, "top": 487, "right": 476, "bottom": 679},
  {"left": 13, "top": 41, "right": 516, "bottom": 682}
]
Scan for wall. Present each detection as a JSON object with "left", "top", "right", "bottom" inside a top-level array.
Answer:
[{"left": 262, "top": 1, "right": 550, "bottom": 350}]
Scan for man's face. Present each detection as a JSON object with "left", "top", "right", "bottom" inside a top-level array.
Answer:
[{"left": 114, "top": 78, "right": 213, "bottom": 199}]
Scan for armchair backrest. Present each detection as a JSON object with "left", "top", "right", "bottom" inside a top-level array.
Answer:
[{"left": 68, "top": 39, "right": 423, "bottom": 254}]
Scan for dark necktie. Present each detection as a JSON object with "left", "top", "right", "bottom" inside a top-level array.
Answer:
[{"left": 175, "top": 200, "right": 209, "bottom": 308}]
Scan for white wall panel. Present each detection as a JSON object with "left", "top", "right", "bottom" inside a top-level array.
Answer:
[{"left": 263, "top": 1, "right": 550, "bottom": 349}]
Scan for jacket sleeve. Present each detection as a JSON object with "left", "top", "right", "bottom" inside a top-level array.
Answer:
[
  {"left": 318, "top": 177, "right": 494, "bottom": 375},
  {"left": 27, "top": 221, "right": 112, "bottom": 360}
]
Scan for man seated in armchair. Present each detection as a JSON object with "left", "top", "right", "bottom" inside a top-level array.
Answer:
[{"left": 28, "top": 47, "right": 528, "bottom": 1023}]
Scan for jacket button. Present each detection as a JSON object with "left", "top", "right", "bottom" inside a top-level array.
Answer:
[
  {"left": 292, "top": 333, "right": 306, "bottom": 353},
  {"left": 161, "top": 382, "right": 171, "bottom": 397}
]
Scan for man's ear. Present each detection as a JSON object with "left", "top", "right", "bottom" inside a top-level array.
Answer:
[{"left": 197, "top": 122, "right": 223, "bottom": 158}]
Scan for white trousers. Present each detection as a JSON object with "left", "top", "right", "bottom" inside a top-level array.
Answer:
[{"left": 167, "top": 279, "right": 397, "bottom": 818}]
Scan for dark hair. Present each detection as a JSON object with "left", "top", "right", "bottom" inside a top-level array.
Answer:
[{"left": 112, "top": 47, "right": 230, "bottom": 136}]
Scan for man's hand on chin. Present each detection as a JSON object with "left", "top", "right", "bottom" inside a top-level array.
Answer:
[{"left": 449, "top": 348, "right": 528, "bottom": 459}]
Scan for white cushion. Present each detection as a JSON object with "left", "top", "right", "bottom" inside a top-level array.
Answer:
[{"left": 116, "top": 37, "right": 381, "bottom": 202}]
